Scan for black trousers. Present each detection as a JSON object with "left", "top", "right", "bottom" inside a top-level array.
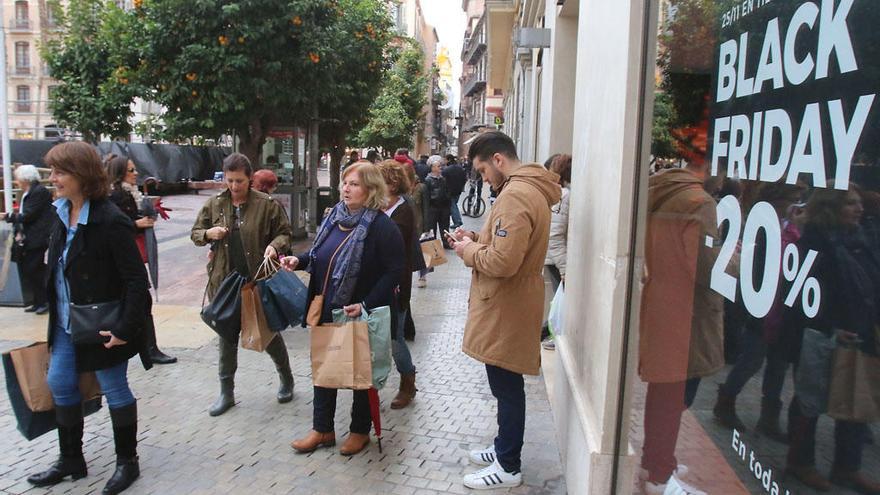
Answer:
[
  {"left": 19, "top": 247, "right": 47, "bottom": 307},
  {"left": 486, "top": 364, "right": 526, "bottom": 472},
  {"left": 313, "top": 386, "right": 371, "bottom": 434},
  {"left": 426, "top": 204, "right": 451, "bottom": 242}
]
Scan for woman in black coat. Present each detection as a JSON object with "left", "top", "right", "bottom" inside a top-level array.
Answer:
[
  {"left": 282, "top": 161, "right": 404, "bottom": 457},
  {"left": 784, "top": 183, "right": 880, "bottom": 493},
  {"left": 27, "top": 142, "right": 151, "bottom": 495},
  {"left": 104, "top": 154, "right": 176, "bottom": 365},
  {"left": 378, "top": 160, "right": 419, "bottom": 409},
  {"left": 1, "top": 164, "right": 54, "bottom": 313}
]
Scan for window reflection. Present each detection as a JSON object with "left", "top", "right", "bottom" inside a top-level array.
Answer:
[{"left": 634, "top": 0, "right": 880, "bottom": 494}]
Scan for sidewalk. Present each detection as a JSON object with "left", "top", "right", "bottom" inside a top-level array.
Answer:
[{"left": 0, "top": 192, "right": 566, "bottom": 495}]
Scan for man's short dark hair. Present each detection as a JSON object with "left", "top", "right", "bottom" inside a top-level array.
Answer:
[
  {"left": 223, "top": 153, "right": 253, "bottom": 177},
  {"left": 468, "top": 131, "right": 518, "bottom": 163}
]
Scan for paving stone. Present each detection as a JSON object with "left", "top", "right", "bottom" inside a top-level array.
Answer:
[{"left": 0, "top": 194, "right": 565, "bottom": 495}]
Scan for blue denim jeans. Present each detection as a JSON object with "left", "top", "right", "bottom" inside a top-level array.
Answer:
[
  {"left": 720, "top": 323, "right": 788, "bottom": 400},
  {"left": 450, "top": 194, "right": 463, "bottom": 227},
  {"left": 47, "top": 325, "right": 135, "bottom": 409},
  {"left": 392, "top": 309, "right": 416, "bottom": 375}
]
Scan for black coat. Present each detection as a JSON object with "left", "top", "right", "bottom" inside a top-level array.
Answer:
[
  {"left": 415, "top": 161, "right": 430, "bottom": 182},
  {"left": 424, "top": 175, "right": 450, "bottom": 208},
  {"left": 5, "top": 181, "right": 54, "bottom": 251},
  {"left": 297, "top": 212, "right": 404, "bottom": 335},
  {"left": 46, "top": 198, "right": 152, "bottom": 372},
  {"left": 442, "top": 164, "right": 468, "bottom": 197}
]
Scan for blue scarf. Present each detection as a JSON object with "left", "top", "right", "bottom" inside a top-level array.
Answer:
[{"left": 310, "top": 202, "right": 378, "bottom": 306}]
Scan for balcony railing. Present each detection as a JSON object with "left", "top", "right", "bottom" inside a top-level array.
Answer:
[
  {"left": 14, "top": 66, "right": 32, "bottom": 76},
  {"left": 11, "top": 19, "right": 31, "bottom": 31},
  {"left": 15, "top": 101, "right": 31, "bottom": 113},
  {"left": 463, "top": 15, "right": 487, "bottom": 65},
  {"left": 462, "top": 73, "right": 487, "bottom": 97}
]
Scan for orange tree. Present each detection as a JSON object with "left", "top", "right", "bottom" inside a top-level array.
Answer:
[
  {"left": 134, "top": 0, "right": 391, "bottom": 164},
  {"left": 42, "top": 0, "right": 144, "bottom": 143}
]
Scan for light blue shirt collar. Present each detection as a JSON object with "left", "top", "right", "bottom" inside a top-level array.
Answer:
[{"left": 54, "top": 198, "right": 90, "bottom": 228}]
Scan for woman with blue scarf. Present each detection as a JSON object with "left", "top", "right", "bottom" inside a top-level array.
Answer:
[{"left": 283, "top": 161, "right": 404, "bottom": 456}]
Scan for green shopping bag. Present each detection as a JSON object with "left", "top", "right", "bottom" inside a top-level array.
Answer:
[{"left": 332, "top": 306, "right": 392, "bottom": 390}]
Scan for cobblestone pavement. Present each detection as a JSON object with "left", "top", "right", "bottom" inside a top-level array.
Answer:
[{"left": 0, "top": 192, "right": 566, "bottom": 495}]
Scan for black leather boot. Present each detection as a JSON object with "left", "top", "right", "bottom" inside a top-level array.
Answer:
[
  {"left": 713, "top": 386, "right": 746, "bottom": 431},
  {"left": 209, "top": 339, "right": 237, "bottom": 416},
  {"left": 266, "top": 335, "right": 293, "bottom": 403},
  {"left": 145, "top": 315, "right": 177, "bottom": 365},
  {"left": 27, "top": 405, "right": 87, "bottom": 486},
  {"left": 756, "top": 397, "right": 788, "bottom": 443},
  {"left": 103, "top": 403, "right": 140, "bottom": 495}
]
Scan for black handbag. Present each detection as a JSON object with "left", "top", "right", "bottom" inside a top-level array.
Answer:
[
  {"left": 200, "top": 271, "right": 248, "bottom": 343},
  {"left": 68, "top": 300, "right": 123, "bottom": 345}
]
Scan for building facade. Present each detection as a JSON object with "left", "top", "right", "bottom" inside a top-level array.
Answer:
[
  {"left": 483, "top": 0, "right": 880, "bottom": 493},
  {"left": 458, "top": 0, "right": 514, "bottom": 159},
  {"left": 3, "top": 0, "right": 61, "bottom": 140},
  {"left": 392, "top": 0, "right": 439, "bottom": 157}
]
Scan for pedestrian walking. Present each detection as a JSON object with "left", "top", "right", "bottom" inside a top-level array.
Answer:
[
  {"left": 541, "top": 154, "right": 572, "bottom": 350},
  {"left": 190, "top": 153, "right": 295, "bottom": 417},
  {"left": 394, "top": 148, "right": 415, "bottom": 168},
  {"left": 1, "top": 165, "right": 53, "bottom": 314},
  {"left": 424, "top": 155, "right": 451, "bottom": 248},
  {"left": 283, "top": 161, "right": 404, "bottom": 456},
  {"left": 442, "top": 155, "right": 467, "bottom": 229},
  {"left": 104, "top": 155, "right": 177, "bottom": 365},
  {"left": 414, "top": 155, "right": 430, "bottom": 182},
  {"left": 448, "top": 131, "right": 561, "bottom": 490},
  {"left": 782, "top": 184, "right": 880, "bottom": 493},
  {"left": 409, "top": 166, "right": 431, "bottom": 290},
  {"left": 378, "top": 160, "right": 419, "bottom": 408},
  {"left": 27, "top": 142, "right": 151, "bottom": 495}
]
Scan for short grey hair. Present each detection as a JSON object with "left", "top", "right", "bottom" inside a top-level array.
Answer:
[
  {"left": 14, "top": 165, "right": 40, "bottom": 183},
  {"left": 427, "top": 155, "right": 443, "bottom": 167}
]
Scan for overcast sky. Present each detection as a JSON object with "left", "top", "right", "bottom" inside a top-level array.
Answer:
[{"left": 419, "top": 0, "right": 466, "bottom": 108}]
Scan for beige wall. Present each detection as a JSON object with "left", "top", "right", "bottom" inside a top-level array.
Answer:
[
  {"left": 535, "top": 6, "right": 576, "bottom": 160},
  {"left": 549, "top": 0, "right": 651, "bottom": 493}
]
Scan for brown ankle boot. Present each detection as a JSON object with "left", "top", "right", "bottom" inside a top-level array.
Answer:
[
  {"left": 390, "top": 373, "right": 417, "bottom": 410},
  {"left": 831, "top": 468, "right": 880, "bottom": 494},
  {"left": 786, "top": 464, "right": 831, "bottom": 491},
  {"left": 339, "top": 433, "right": 370, "bottom": 456},
  {"left": 290, "top": 431, "right": 336, "bottom": 453}
]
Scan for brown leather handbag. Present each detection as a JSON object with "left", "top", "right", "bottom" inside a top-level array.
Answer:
[{"left": 307, "top": 230, "right": 354, "bottom": 327}]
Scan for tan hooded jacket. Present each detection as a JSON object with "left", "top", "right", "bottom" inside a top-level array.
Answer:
[
  {"left": 461, "top": 164, "right": 562, "bottom": 375},
  {"left": 639, "top": 168, "right": 724, "bottom": 383}
]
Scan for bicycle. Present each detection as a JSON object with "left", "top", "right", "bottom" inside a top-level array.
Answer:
[{"left": 461, "top": 178, "right": 486, "bottom": 218}]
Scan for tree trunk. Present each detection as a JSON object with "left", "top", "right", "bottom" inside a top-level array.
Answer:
[
  {"left": 238, "top": 118, "right": 266, "bottom": 165},
  {"left": 307, "top": 109, "right": 320, "bottom": 233},
  {"left": 329, "top": 135, "right": 345, "bottom": 203}
]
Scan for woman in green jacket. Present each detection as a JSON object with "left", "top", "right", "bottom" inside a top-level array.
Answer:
[{"left": 191, "top": 153, "right": 294, "bottom": 416}]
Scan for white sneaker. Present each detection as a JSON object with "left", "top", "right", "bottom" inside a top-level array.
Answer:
[
  {"left": 469, "top": 445, "right": 496, "bottom": 466},
  {"left": 462, "top": 460, "right": 522, "bottom": 490},
  {"left": 417, "top": 278, "right": 427, "bottom": 288},
  {"left": 639, "top": 464, "right": 689, "bottom": 481},
  {"left": 644, "top": 473, "right": 706, "bottom": 495}
]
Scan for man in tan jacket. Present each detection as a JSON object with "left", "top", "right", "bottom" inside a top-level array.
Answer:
[{"left": 448, "top": 131, "right": 561, "bottom": 490}]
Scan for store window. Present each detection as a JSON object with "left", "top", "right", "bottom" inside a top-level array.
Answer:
[{"left": 626, "top": 1, "right": 880, "bottom": 494}]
